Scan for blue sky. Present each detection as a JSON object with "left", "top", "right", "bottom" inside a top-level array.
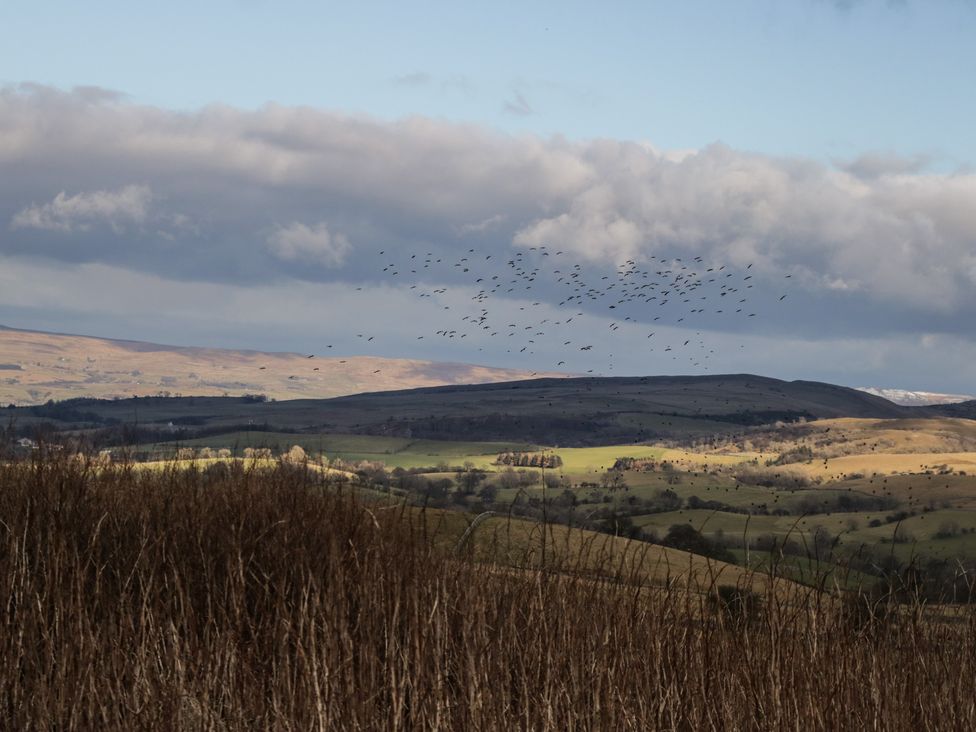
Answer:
[
  {"left": 2, "top": 0, "right": 974, "bottom": 165},
  {"left": 2, "top": 1, "right": 976, "bottom": 393}
]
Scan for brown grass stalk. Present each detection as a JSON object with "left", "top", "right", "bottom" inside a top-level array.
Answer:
[{"left": 0, "top": 452, "right": 974, "bottom": 729}]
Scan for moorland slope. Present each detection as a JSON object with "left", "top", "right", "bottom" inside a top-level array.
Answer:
[{"left": 0, "top": 324, "right": 565, "bottom": 405}]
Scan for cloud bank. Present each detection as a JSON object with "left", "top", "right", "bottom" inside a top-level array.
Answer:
[{"left": 1, "top": 84, "right": 974, "bottom": 389}]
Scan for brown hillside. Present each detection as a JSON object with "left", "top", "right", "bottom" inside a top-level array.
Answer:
[{"left": 0, "top": 325, "right": 566, "bottom": 405}]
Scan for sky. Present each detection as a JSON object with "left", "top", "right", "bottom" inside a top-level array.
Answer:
[{"left": 1, "top": 0, "right": 976, "bottom": 392}]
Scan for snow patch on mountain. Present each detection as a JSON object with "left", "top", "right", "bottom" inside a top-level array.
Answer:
[{"left": 857, "top": 387, "right": 975, "bottom": 407}]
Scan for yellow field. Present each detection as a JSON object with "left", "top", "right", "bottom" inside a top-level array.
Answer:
[
  {"left": 537, "top": 420, "right": 976, "bottom": 483},
  {"left": 789, "top": 452, "right": 976, "bottom": 481},
  {"left": 708, "top": 417, "right": 976, "bottom": 462}
]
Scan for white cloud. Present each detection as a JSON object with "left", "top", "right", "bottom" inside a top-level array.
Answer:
[
  {"left": 10, "top": 184, "right": 152, "bottom": 233},
  {"left": 1, "top": 84, "right": 975, "bottom": 343},
  {"left": 266, "top": 222, "right": 351, "bottom": 267},
  {"left": 511, "top": 143, "right": 976, "bottom": 310}
]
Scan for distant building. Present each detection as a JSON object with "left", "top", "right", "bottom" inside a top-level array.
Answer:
[{"left": 16, "top": 438, "right": 37, "bottom": 449}]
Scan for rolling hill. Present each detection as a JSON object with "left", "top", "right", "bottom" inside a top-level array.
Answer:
[
  {"left": 933, "top": 400, "right": 976, "bottom": 420},
  {"left": 270, "top": 374, "right": 927, "bottom": 443},
  {"left": 12, "top": 372, "right": 958, "bottom": 446},
  {"left": 0, "top": 324, "right": 566, "bottom": 406}
]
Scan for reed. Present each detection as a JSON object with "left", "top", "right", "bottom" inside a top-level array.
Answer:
[{"left": 1, "top": 452, "right": 974, "bottom": 729}]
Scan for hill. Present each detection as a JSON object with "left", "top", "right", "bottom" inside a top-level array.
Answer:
[
  {"left": 0, "top": 324, "right": 565, "bottom": 406},
  {"left": 11, "top": 373, "right": 945, "bottom": 446},
  {"left": 259, "top": 374, "right": 919, "bottom": 443},
  {"left": 934, "top": 400, "right": 976, "bottom": 420}
]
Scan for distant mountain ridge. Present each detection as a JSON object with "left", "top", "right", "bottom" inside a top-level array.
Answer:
[
  {"left": 0, "top": 324, "right": 567, "bottom": 406},
  {"left": 856, "top": 386, "right": 975, "bottom": 407}
]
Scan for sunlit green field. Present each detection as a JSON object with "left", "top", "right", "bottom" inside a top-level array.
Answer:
[
  {"left": 139, "top": 431, "right": 751, "bottom": 479},
  {"left": 551, "top": 445, "right": 665, "bottom": 474}
]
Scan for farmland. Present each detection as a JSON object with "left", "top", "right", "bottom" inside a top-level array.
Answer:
[
  {"left": 49, "top": 408, "right": 971, "bottom": 580},
  {"left": 9, "top": 389, "right": 976, "bottom": 596}
]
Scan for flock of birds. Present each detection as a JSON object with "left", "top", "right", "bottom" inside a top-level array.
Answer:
[
  {"left": 261, "top": 244, "right": 793, "bottom": 376},
  {"left": 364, "top": 244, "right": 791, "bottom": 374}
]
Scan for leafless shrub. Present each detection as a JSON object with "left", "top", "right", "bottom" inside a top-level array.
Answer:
[{"left": 1, "top": 454, "right": 975, "bottom": 729}]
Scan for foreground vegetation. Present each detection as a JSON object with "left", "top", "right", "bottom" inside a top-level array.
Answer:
[{"left": 3, "top": 453, "right": 976, "bottom": 729}]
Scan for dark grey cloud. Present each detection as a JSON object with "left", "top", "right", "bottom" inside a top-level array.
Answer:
[{"left": 1, "top": 84, "right": 975, "bottom": 390}]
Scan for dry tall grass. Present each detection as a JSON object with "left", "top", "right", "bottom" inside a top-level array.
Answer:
[{"left": 2, "top": 453, "right": 975, "bottom": 730}]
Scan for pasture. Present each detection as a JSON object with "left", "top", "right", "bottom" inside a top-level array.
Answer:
[{"left": 787, "top": 452, "right": 976, "bottom": 481}]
